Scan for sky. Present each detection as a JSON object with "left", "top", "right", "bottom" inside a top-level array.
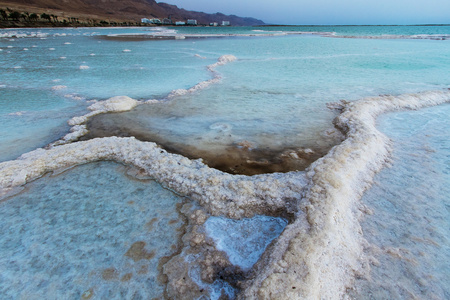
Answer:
[{"left": 158, "top": 0, "right": 450, "bottom": 25}]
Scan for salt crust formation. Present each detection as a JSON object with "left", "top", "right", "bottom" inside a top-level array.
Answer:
[
  {"left": 1, "top": 90, "right": 449, "bottom": 298},
  {"left": 168, "top": 54, "right": 237, "bottom": 98},
  {"left": 51, "top": 95, "right": 140, "bottom": 146}
]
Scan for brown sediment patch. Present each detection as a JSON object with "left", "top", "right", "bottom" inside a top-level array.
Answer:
[
  {"left": 125, "top": 241, "right": 156, "bottom": 262},
  {"left": 121, "top": 273, "right": 133, "bottom": 282},
  {"left": 81, "top": 288, "right": 95, "bottom": 299},
  {"left": 145, "top": 217, "right": 158, "bottom": 231},
  {"left": 168, "top": 219, "right": 178, "bottom": 225},
  {"left": 138, "top": 265, "right": 149, "bottom": 275},
  {"left": 102, "top": 268, "right": 119, "bottom": 281},
  {"left": 83, "top": 113, "right": 340, "bottom": 176},
  {"left": 157, "top": 202, "right": 191, "bottom": 298}
]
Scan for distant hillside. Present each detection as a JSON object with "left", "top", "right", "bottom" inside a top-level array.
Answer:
[{"left": 0, "top": 0, "right": 265, "bottom": 26}]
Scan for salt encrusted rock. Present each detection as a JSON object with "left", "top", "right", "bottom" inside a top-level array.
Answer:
[
  {"left": 216, "top": 54, "right": 237, "bottom": 65},
  {"left": 190, "top": 210, "right": 208, "bottom": 225},
  {"left": 87, "top": 96, "right": 139, "bottom": 113}
]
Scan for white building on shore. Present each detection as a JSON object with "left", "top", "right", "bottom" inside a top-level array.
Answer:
[
  {"left": 187, "top": 19, "right": 197, "bottom": 25},
  {"left": 141, "top": 18, "right": 162, "bottom": 24}
]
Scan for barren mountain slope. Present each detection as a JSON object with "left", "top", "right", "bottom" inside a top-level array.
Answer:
[{"left": 0, "top": 0, "right": 265, "bottom": 25}]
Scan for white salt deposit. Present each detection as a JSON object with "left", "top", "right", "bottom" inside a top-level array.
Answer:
[
  {"left": 64, "top": 94, "right": 85, "bottom": 101},
  {"left": 168, "top": 55, "right": 237, "bottom": 98},
  {"left": 51, "top": 85, "right": 67, "bottom": 90},
  {"left": 87, "top": 96, "right": 139, "bottom": 113},
  {"left": 209, "top": 123, "right": 232, "bottom": 132},
  {"left": 8, "top": 111, "right": 25, "bottom": 116},
  {"left": 52, "top": 96, "right": 140, "bottom": 145},
  {"left": 195, "top": 54, "right": 207, "bottom": 59}
]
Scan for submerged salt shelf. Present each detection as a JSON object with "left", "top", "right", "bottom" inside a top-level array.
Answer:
[{"left": 349, "top": 104, "right": 450, "bottom": 299}]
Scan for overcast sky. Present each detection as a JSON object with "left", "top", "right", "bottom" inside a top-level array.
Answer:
[{"left": 158, "top": 0, "right": 450, "bottom": 25}]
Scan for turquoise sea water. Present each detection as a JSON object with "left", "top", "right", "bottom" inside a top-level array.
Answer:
[{"left": 0, "top": 25, "right": 449, "bottom": 299}]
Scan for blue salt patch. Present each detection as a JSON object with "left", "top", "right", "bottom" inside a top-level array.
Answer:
[
  {"left": 204, "top": 215, "right": 288, "bottom": 270},
  {"left": 0, "top": 162, "right": 185, "bottom": 299},
  {"left": 353, "top": 104, "right": 450, "bottom": 299}
]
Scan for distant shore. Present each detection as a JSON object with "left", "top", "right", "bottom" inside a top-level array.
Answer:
[{"left": 0, "top": 19, "right": 145, "bottom": 29}]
